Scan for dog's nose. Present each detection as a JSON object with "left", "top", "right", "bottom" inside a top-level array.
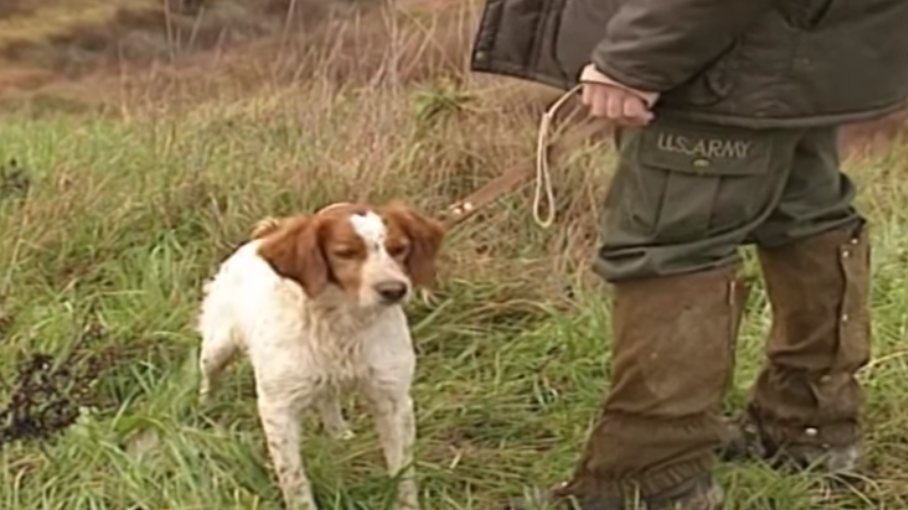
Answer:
[{"left": 374, "top": 281, "right": 408, "bottom": 303}]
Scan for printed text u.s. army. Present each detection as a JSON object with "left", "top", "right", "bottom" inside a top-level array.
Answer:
[{"left": 657, "top": 134, "right": 752, "bottom": 159}]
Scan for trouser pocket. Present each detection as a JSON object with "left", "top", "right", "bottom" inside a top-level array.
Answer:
[{"left": 610, "top": 118, "right": 779, "bottom": 245}]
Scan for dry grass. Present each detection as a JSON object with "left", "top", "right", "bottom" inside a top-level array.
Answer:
[
  {"left": 0, "top": 0, "right": 365, "bottom": 93},
  {"left": 1, "top": 1, "right": 908, "bottom": 509},
  {"left": 0, "top": 0, "right": 154, "bottom": 47}
]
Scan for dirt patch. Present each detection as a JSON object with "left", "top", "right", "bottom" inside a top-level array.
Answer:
[{"left": 0, "top": 314, "right": 119, "bottom": 452}]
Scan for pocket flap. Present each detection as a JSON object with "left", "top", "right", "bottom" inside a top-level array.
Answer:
[{"left": 637, "top": 121, "right": 774, "bottom": 176}]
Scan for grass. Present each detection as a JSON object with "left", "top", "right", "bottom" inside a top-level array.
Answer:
[{"left": 2, "top": 1, "right": 908, "bottom": 509}]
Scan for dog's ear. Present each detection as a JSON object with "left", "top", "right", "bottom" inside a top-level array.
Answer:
[
  {"left": 257, "top": 215, "right": 330, "bottom": 297},
  {"left": 382, "top": 200, "right": 446, "bottom": 289}
]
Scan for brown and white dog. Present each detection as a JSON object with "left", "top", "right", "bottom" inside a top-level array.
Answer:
[{"left": 196, "top": 200, "right": 445, "bottom": 510}]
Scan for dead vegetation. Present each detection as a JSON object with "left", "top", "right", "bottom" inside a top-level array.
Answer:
[{"left": 0, "top": 0, "right": 384, "bottom": 93}]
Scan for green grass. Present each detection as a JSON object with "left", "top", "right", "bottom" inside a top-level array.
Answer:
[{"left": 2, "top": 7, "right": 908, "bottom": 509}]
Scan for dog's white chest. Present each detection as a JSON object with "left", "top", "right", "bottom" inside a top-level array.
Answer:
[{"left": 302, "top": 337, "right": 372, "bottom": 392}]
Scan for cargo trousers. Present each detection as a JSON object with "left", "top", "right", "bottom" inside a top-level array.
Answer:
[{"left": 564, "top": 116, "right": 873, "bottom": 500}]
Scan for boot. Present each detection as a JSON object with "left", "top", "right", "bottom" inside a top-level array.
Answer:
[
  {"left": 507, "top": 265, "right": 749, "bottom": 510},
  {"left": 721, "top": 222, "right": 870, "bottom": 476},
  {"left": 505, "top": 473, "right": 724, "bottom": 510}
]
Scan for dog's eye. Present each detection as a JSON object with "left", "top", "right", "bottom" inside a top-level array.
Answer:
[
  {"left": 332, "top": 248, "right": 359, "bottom": 259},
  {"left": 386, "top": 244, "right": 409, "bottom": 258}
]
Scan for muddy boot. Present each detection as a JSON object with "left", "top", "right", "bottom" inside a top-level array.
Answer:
[
  {"left": 504, "top": 481, "right": 622, "bottom": 510},
  {"left": 720, "top": 222, "right": 870, "bottom": 477},
  {"left": 508, "top": 266, "right": 749, "bottom": 510},
  {"left": 645, "top": 474, "right": 725, "bottom": 510},
  {"left": 505, "top": 473, "right": 723, "bottom": 510}
]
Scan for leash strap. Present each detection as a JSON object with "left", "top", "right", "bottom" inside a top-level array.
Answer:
[
  {"left": 443, "top": 84, "right": 606, "bottom": 230},
  {"left": 311, "top": 85, "right": 602, "bottom": 232}
]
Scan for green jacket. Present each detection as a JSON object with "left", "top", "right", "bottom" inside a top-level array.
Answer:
[{"left": 470, "top": 0, "right": 908, "bottom": 128}]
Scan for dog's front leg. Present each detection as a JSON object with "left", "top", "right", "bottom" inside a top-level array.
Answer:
[
  {"left": 315, "top": 392, "right": 355, "bottom": 440},
  {"left": 257, "top": 395, "right": 318, "bottom": 510},
  {"left": 364, "top": 387, "right": 419, "bottom": 510}
]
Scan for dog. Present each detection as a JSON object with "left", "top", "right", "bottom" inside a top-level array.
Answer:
[{"left": 195, "top": 200, "right": 445, "bottom": 510}]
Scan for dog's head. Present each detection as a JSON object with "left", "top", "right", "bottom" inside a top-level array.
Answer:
[{"left": 255, "top": 200, "right": 445, "bottom": 307}]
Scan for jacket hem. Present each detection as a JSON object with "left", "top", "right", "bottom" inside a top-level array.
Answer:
[
  {"left": 470, "top": 58, "right": 574, "bottom": 92},
  {"left": 654, "top": 101, "right": 908, "bottom": 129},
  {"left": 470, "top": 59, "right": 908, "bottom": 129}
]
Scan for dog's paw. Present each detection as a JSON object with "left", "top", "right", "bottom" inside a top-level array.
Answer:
[
  {"left": 198, "top": 386, "right": 212, "bottom": 406},
  {"left": 322, "top": 420, "right": 356, "bottom": 440},
  {"left": 335, "top": 429, "right": 356, "bottom": 441},
  {"left": 324, "top": 423, "right": 356, "bottom": 440}
]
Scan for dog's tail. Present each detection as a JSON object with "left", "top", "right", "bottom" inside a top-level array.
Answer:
[{"left": 251, "top": 217, "right": 283, "bottom": 239}]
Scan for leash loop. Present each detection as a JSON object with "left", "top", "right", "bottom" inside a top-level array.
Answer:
[{"left": 533, "top": 84, "right": 583, "bottom": 229}]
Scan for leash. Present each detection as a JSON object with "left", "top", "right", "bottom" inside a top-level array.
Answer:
[
  {"left": 441, "top": 84, "right": 607, "bottom": 230},
  {"left": 315, "top": 84, "right": 606, "bottom": 231}
]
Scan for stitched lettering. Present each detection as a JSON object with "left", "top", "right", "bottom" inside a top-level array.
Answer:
[{"left": 657, "top": 133, "right": 752, "bottom": 159}]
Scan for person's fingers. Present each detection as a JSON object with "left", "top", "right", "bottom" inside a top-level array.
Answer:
[
  {"left": 588, "top": 88, "right": 609, "bottom": 118},
  {"left": 582, "top": 84, "right": 656, "bottom": 125},
  {"left": 581, "top": 83, "right": 593, "bottom": 106},
  {"left": 623, "top": 97, "right": 654, "bottom": 126},
  {"left": 623, "top": 96, "right": 646, "bottom": 118},
  {"left": 606, "top": 90, "right": 624, "bottom": 120}
]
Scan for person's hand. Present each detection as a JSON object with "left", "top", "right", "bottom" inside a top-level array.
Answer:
[
  {"left": 579, "top": 64, "right": 659, "bottom": 127},
  {"left": 581, "top": 83, "right": 653, "bottom": 126}
]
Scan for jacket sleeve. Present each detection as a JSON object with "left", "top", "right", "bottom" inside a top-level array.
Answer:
[{"left": 592, "top": 0, "right": 772, "bottom": 92}]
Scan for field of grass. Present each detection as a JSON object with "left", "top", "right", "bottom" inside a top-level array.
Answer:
[
  {"left": 2, "top": 1, "right": 908, "bottom": 509},
  {"left": 0, "top": 0, "right": 350, "bottom": 94}
]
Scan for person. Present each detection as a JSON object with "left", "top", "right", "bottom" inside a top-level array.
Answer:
[{"left": 469, "top": 1, "right": 908, "bottom": 509}]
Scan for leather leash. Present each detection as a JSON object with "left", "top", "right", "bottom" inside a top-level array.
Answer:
[
  {"left": 319, "top": 86, "right": 608, "bottom": 232},
  {"left": 439, "top": 84, "right": 608, "bottom": 230}
]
